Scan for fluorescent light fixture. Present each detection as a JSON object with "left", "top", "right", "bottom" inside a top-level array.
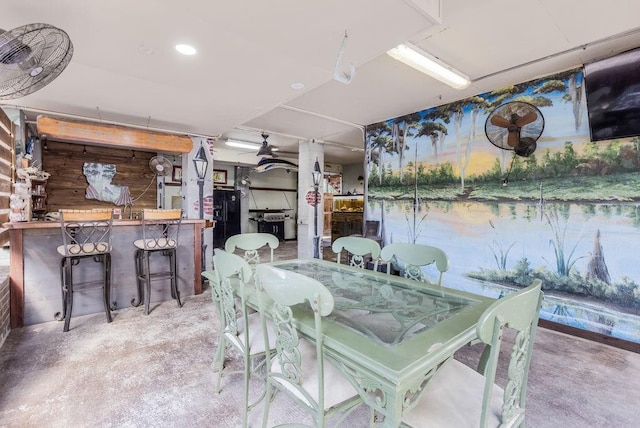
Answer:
[
  {"left": 225, "top": 140, "right": 261, "bottom": 150},
  {"left": 387, "top": 43, "right": 470, "bottom": 89},
  {"left": 175, "top": 44, "right": 197, "bottom": 55}
]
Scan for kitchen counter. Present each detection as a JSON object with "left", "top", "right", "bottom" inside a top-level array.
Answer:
[{"left": 4, "top": 218, "right": 207, "bottom": 328}]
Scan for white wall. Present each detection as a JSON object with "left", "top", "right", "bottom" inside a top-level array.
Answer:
[{"left": 342, "top": 162, "right": 365, "bottom": 195}]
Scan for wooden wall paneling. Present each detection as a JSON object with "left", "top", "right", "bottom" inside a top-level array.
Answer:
[
  {"left": 43, "top": 140, "right": 158, "bottom": 215},
  {"left": 0, "top": 176, "right": 10, "bottom": 192},
  {"left": 0, "top": 108, "right": 13, "bottom": 246},
  {"left": 0, "top": 142, "right": 11, "bottom": 160},
  {"left": 0, "top": 114, "right": 11, "bottom": 141}
]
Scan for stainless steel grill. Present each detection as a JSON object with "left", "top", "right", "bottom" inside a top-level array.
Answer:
[{"left": 263, "top": 212, "right": 285, "bottom": 222}]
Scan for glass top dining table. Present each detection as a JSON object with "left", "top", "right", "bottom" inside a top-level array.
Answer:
[{"left": 252, "top": 258, "right": 495, "bottom": 427}]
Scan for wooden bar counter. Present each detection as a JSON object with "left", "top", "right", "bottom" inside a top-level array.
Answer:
[{"left": 5, "top": 218, "right": 207, "bottom": 328}]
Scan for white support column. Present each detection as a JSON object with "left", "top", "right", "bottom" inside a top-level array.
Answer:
[{"left": 297, "top": 140, "right": 324, "bottom": 259}]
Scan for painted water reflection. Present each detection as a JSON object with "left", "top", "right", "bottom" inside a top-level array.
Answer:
[{"left": 368, "top": 199, "right": 640, "bottom": 344}]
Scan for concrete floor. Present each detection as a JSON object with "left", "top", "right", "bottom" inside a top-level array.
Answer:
[{"left": 1, "top": 240, "right": 639, "bottom": 427}]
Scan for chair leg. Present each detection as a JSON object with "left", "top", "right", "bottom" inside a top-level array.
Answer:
[
  {"left": 212, "top": 336, "right": 226, "bottom": 393},
  {"left": 262, "top": 378, "right": 271, "bottom": 428},
  {"left": 242, "top": 351, "right": 250, "bottom": 428}
]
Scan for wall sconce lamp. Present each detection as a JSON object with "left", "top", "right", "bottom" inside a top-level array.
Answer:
[
  {"left": 387, "top": 42, "right": 470, "bottom": 89},
  {"left": 193, "top": 144, "right": 209, "bottom": 219},
  {"left": 357, "top": 175, "right": 364, "bottom": 185}
]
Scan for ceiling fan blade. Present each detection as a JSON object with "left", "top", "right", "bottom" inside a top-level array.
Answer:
[
  {"left": 490, "top": 115, "right": 511, "bottom": 128},
  {"left": 515, "top": 111, "right": 537, "bottom": 127}
]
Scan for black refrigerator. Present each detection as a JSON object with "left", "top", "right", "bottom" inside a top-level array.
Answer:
[{"left": 212, "top": 189, "right": 241, "bottom": 249}]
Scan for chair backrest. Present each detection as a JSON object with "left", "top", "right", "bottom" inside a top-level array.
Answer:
[
  {"left": 206, "top": 249, "right": 254, "bottom": 339},
  {"left": 380, "top": 243, "right": 449, "bottom": 285},
  {"left": 255, "top": 264, "right": 334, "bottom": 425},
  {"left": 476, "top": 279, "right": 543, "bottom": 428},
  {"left": 225, "top": 232, "right": 280, "bottom": 265},
  {"left": 331, "top": 236, "right": 381, "bottom": 270},
  {"left": 139, "top": 209, "right": 182, "bottom": 250},
  {"left": 58, "top": 209, "right": 113, "bottom": 257}
]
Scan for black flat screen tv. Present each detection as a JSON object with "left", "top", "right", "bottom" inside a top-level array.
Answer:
[{"left": 584, "top": 47, "right": 640, "bottom": 142}]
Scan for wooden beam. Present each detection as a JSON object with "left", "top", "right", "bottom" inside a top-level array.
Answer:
[{"left": 37, "top": 116, "right": 193, "bottom": 153}]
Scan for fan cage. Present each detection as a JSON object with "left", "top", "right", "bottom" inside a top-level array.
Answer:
[
  {"left": 485, "top": 101, "right": 545, "bottom": 151},
  {"left": 149, "top": 157, "right": 173, "bottom": 177},
  {"left": 0, "top": 23, "right": 74, "bottom": 100}
]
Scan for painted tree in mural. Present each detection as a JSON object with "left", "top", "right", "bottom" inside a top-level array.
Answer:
[
  {"left": 587, "top": 229, "right": 611, "bottom": 284},
  {"left": 448, "top": 96, "right": 490, "bottom": 189},
  {"left": 416, "top": 106, "right": 450, "bottom": 161},
  {"left": 367, "top": 122, "right": 392, "bottom": 185},
  {"left": 390, "top": 112, "right": 421, "bottom": 183}
]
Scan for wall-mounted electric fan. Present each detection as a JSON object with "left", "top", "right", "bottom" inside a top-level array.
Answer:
[
  {"left": 149, "top": 156, "right": 173, "bottom": 177},
  {"left": 0, "top": 23, "right": 74, "bottom": 100},
  {"left": 485, "top": 101, "right": 545, "bottom": 157}
]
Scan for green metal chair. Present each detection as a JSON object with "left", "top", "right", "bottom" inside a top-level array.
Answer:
[
  {"left": 401, "top": 279, "right": 543, "bottom": 428},
  {"left": 255, "top": 264, "right": 364, "bottom": 427},
  {"left": 380, "top": 243, "right": 449, "bottom": 285},
  {"left": 331, "top": 236, "right": 381, "bottom": 271},
  {"left": 225, "top": 232, "right": 280, "bottom": 266},
  {"left": 201, "top": 249, "right": 276, "bottom": 428}
]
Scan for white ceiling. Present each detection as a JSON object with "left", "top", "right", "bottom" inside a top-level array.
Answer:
[{"left": 3, "top": 0, "right": 640, "bottom": 165}]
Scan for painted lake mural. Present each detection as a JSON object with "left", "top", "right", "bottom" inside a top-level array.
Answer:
[{"left": 365, "top": 68, "right": 640, "bottom": 345}]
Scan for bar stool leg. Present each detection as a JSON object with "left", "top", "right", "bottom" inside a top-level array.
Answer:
[
  {"left": 63, "top": 259, "right": 74, "bottom": 333},
  {"left": 144, "top": 251, "right": 152, "bottom": 315},
  {"left": 55, "top": 258, "right": 68, "bottom": 322},
  {"left": 171, "top": 249, "right": 182, "bottom": 307},
  {"left": 102, "top": 254, "right": 113, "bottom": 323},
  {"left": 132, "top": 249, "right": 144, "bottom": 307}
]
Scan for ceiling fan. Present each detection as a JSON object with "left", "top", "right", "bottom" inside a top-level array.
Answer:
[
  {"left": 257, "top": 133, "right": 278, "bottom": 157},
  {"left": 0, "top": 23, "right": 74, "bottom": 100}
]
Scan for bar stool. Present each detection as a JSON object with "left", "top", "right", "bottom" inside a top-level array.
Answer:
[
  {"left": 132, "top": 209, "right": 182, "bottom": 315},
  {"left": 55, "top": 209, "right": 114, "bottom": 332}
]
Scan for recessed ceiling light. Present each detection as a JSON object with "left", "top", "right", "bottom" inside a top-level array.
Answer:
[
  {"left": 137, "top": 44, "right": 154, "bottom": 55},
  {"left": 290, "top": 82, "right": 305, "bottom": 90},
  {"left": 175, "top": 44, "right": 197, "bottom": 55}
]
